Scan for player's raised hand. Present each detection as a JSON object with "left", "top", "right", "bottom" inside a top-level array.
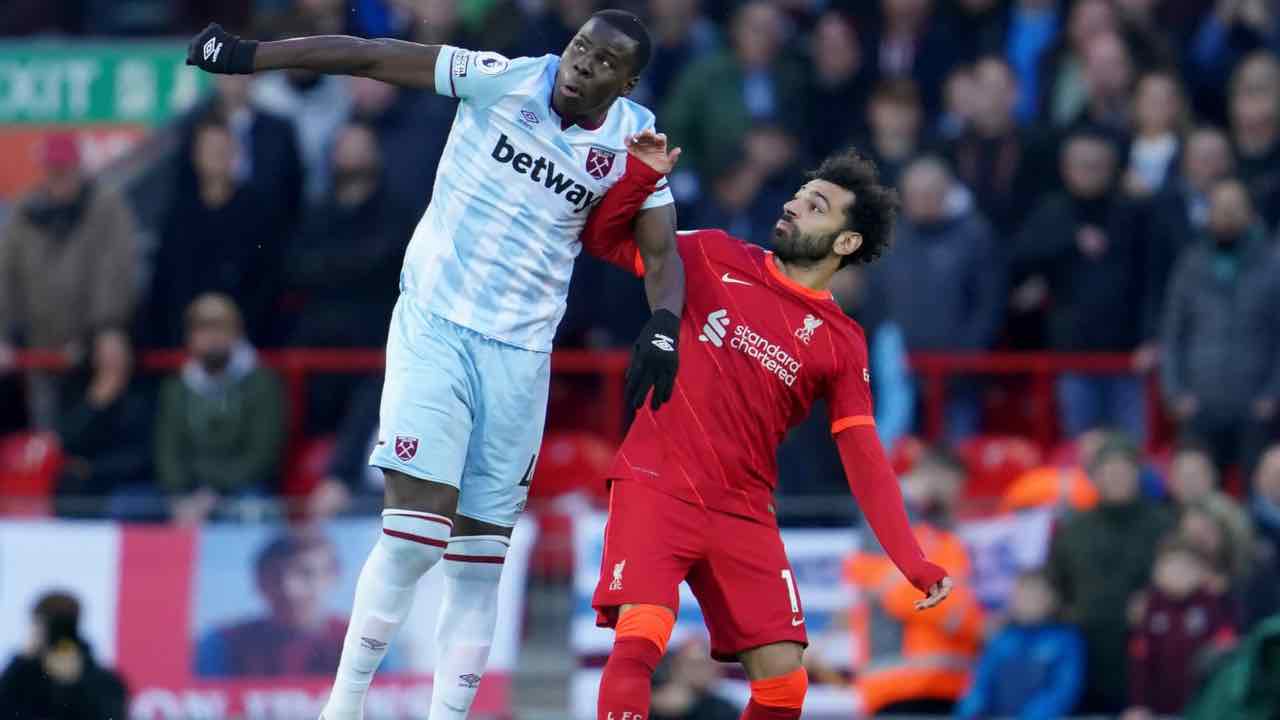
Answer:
[
  {"left": 626, "top": 129, "right": 682, "bottom": 175},
  {"left": 187, "top": 23, "right": 259, "bottom": 75},
  {"left": 914, "top": 575, "right": 953, "bottom": 611}
]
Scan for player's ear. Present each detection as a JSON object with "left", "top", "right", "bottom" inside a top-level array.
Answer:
[{"left": 834, "top": 230, "right": 863, "bottom": 260}]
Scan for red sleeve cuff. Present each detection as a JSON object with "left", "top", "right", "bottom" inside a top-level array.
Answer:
[{"left": 622, "top": 152, "right": 664, "bottom": 188}]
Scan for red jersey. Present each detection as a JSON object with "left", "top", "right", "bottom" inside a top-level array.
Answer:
[{"left": 610, "top": 229, "right": 873, "bottom": 524}]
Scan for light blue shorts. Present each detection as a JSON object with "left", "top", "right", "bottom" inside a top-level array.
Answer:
[{"left": 369, "top": 295, "right": 550, "bottom": 527}]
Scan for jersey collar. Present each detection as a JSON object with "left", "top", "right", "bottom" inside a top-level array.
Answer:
[{"left": 764, "top": 252, "right": 835, "bottom": 301}]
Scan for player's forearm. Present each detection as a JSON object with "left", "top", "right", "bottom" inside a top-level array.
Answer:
[
  {"left": 636, "top": 205, "right": 683, "bottom": 316},
  {"left": 254, "top": 36, "right": 438, "bottom": 89},
  {"left": 836, "top": 428, "right": 945, "bottom": 592}
]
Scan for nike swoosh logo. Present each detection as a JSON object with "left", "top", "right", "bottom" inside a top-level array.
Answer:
[
  {"left": 721, "top": 272, "right": 753, "bottom": 286},
  {"left": 791, "top": 616, "right": 805, "bottom": 626}
]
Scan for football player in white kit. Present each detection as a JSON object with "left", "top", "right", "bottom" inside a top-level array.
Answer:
[{"left": 187, "top": 12, "right": 684, "bottom": 719}]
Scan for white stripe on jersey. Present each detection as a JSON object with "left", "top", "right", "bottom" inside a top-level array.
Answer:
[{"left": 400, "top": 48, "right": 675, "bottom": 352}]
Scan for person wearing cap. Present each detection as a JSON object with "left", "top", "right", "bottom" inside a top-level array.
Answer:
[
  {"left": 1045, "top": 433, "right": 1173, "bottom": 714},
  {"left": 0, "top": 132, "right": 139, "bottom": 428}
]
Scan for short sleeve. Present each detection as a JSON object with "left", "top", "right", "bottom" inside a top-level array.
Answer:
[
  {"left": 641, "top": 178, "right": 674, "bottom": 209},
  {"left": 827, "top": 332, "right": 876, "bottom": 434},
  {"left": 434, "top": 46, "right": 547, "bottom": 108}
]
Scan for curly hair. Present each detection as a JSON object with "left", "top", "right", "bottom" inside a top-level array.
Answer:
[{"left": 808, "top": 149, "right": 900, "bottom": 268}]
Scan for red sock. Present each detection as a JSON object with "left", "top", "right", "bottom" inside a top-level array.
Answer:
[
  {"left": 740, "top": 700, "right": 802, "bottom": 719},
  {"left": 597, "top": 636, "right": 662, "bottom": 720}
]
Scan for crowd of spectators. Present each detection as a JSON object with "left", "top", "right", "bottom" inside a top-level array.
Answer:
[{"left": 3, "top": 2, "right": 1280, "bottom": 714}]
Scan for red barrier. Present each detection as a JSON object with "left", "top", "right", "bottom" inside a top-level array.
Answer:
[{"left": 10, "top": 349, "right": 1160, "bottom": 449}]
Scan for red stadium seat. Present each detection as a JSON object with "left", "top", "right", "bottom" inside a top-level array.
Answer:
[
  {"left": 282, "top": 435, "right": 336, "bottom": 499},
  {"left": 0, "top": 431, "right": 64, "bottom": 516},
  {"left": 527, "top": 432, "right": 616, "bottom": 580},
  {"left": 890, "top": 435, "right": 927, "bottom": 476},
  {"left": 957, "top": 435, "right": 1043, "bottom": 501}
]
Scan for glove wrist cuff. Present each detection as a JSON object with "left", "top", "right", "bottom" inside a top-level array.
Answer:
[{"left": 229, "top": 39, "right": 259, "bottom": 74}]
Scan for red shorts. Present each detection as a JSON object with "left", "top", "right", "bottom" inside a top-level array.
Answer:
[{"left": 591, "top": 480, "right": 807, "bottom": 661}]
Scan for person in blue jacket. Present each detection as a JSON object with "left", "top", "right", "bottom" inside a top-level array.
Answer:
[{"left": 955, "top": 569, "right": 1085, "bottom": 720}]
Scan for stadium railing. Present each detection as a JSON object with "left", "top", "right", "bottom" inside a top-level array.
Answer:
[{"left": 9, "top": 347, "right": 1161, "bottom": 448}]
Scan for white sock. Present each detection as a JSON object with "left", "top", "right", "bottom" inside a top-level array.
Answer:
[
  {"left": 427, "top": 535, "right": 509, "bottom": 719},
  {"left": 320, "top": 510, "right": 450, "bottom": 720}
]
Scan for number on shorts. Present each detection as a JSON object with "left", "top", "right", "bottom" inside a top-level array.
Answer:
[{"left": 781, "top": 569, "right": 799, "bottom": 613}]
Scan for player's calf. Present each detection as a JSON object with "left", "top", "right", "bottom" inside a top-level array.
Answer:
[
  {"left": 598, "top": 604, "right": 675, "bottom": 720},
  {"left": 739, "top": 643, "right": 807, "bottom": 720}
]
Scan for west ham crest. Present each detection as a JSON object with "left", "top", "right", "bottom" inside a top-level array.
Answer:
[
  {"left": 394, "top": 435, "right": 419, "bottom": 462},
  {"left": 586, "top": 146, "right": 616, "bottom": 180}
]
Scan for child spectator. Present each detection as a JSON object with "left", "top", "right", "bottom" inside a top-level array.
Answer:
[
  {"left": 1124, "top": 538, "right": 1238, "bottom": 719},
  {"left": 954, "top": 570, "right": 1085, "bottom": 720}
]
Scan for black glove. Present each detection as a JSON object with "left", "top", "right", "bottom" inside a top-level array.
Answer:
[
  {"left": 186, "top": 23, "right": 258, "bottom": 75},
  {"left": 625, "top": 309, "right": 680, "bottom": 411}
]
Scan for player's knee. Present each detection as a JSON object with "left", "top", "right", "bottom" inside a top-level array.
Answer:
[
  {"left": 378, "top": 510, "right": 450, "bottom": 578},
  {"left": 749, "top": 667, "right": 808, "bottom": 711},
  {"left": 614, "top": 604, "right": 676, "bottom": 656},
  {"left": 442, "top": 535, "right": 508, "bottom": 586}
]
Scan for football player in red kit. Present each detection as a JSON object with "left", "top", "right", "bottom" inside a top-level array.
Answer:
[{"left": 581, "top": 133, "right": 953, "bottom": 720}]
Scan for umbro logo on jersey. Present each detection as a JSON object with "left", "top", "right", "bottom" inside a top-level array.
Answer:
[
  {"left": 519, "top": 108, "right": 540, "bottom": 126},
  {"left": 491, "top": 134, "right": 599, "bottom": 213},
  {"left": 202, "top": 37, "right": 223, "bottom": 63},
  {"left": 698, "top": 309, "right": 730, "bottom": 347},
  {"left": 721, "top": 272, "right": 752, "bottom": 286},
  {"left": 651, "top": 334, "right": 675, "bottom": 352}
]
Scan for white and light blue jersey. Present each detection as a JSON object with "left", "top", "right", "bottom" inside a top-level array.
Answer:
[{"left": 399, "top": 46, "right": 674, "bottom": 352}]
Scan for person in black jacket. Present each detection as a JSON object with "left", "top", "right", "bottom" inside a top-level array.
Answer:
[
  {"left": 1161, "top": 179, "right": 1280, "bottom": 477},
  {"left": 0, "top": 592, "right": 127, "bottom": 720},
  {"left": 54, "top": 328, "right": 154, "bottom": 520},
  {"left": 650, "top": 640, "right": 741, "bottom": 720},
  {"left": 1014, "top": 130, "right": 1154, "bottom": 441}
]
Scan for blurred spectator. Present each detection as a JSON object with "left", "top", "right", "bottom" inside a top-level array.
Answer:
[
  {"left": 0, "top": 133, "right": 139, "bottom": 429},
  {"left": 935, "top": 64, "right": 975, "bottom": 143},
  {"left": 636, "top": 0, "right": 719, "bottom": 109},
  {"left": 0, "top": 1, "right": 83, "bottom": 34},
  {"left": 1184, "top": 613, "right": 1280, "bottom": 720},
  {"left": 155, "top": 294, "right": 284, "bottom": 525},
  {"left": 649, "top": 640, "right": 739, "bottom": 720},
  {"left": 1015, "top": 132, "right": 1152, "bottom": 440},
  {"left": 1248, "top": 446, "right": 1280, "bottom": 623},
  {"left": 308, "top": 375, "right": 385, "bottom": 519},
  {"left": 846, "top": 448, "right": 985, "bottom": 715},
  {"left": 347, "top": 76, "right": 455, "bottom": 215},
  {"left": 1146, "top": 126, "right": 1235, "bottom": 310},
  {"left": 148, "top": 121, "right": 284, "bottom": 346},
  {"left": 954, "top": 569, "right": 1085, "bottom": 720},
  {"left": 877, "top": 156, "right": 1003, "bottom": 438},
  {"left": 1161, "top": 178, "right": 1280, "bottom": 477},
  {"left": 1039, "top": 0, "right": 1120, "bottom": 128},
  {"left": 522, "top": 0, "right": 595, "bottom": 56},
  {"left": 1189, "top": 0, "right": 1280, "bottom": 119},
  {"left": 252, "top": 51, "right": 354, "bottom": 203},
  {"left": 861, "top": 79, "right": 926, "bottom": 187},
  {"left": 663, "top": 1, "right": 807, "bottom": 184},
  {"left": 180, "top": 74, "right": 304, "bottom": 243},
  {"left": 284, "top": 124, "right": 411, "bottom": 428},
  {"left": 1046, "top": 435, "right": 1172, "bottom": 713},
  {"left": 946, "top": 55, "right": 1052, "bottom": 238},
  {"left": 1124, "top": 70, "right": 1187, "bottom": 199},
  {"left": 863, "top": 0, "right": 957, "bottom": 115},
  {"left": 1071, "top": 31, "right": 1137, "bottom": 139},
  {"left": 53, "top": 329, "right": 153, "bottom": 520},
  {"left": 1177, "top": 501, "right": 1238, "bottom": 598},
  {"left": 805, "top": 10, "right": 871, "bottom": 159},
  {"left": 1167, "top": 440, "right": 1255, "bottom": 583},
  {"left": 1006, "top": 0, "right": 1061, "bottom": 125},
  {"left": 1229, "top": 51, "right": 1280, "bottom": 230},
  {"left": 0, "top": 591, "right": 127, "bottom": 720},
  {"left": 1125, "top": 537, "right": 1238, "bottom": 718},
  {"left": 195, "top": 531, "right": 369, "bottom": 677},
  {"left": 686, "top": 127, "right": 800, "bottom": 248}
]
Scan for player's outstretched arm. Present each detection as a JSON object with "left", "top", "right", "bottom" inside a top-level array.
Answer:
[
  {"left": 187, "top": 23, "right": 439, "bottom": 90},
  {"left": 835, "top": 426, "right": 952, "bottom": 608}
]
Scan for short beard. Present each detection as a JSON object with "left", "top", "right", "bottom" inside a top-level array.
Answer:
[{"left": 772, "top": 222, "right": 838, "bottom": 267}]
